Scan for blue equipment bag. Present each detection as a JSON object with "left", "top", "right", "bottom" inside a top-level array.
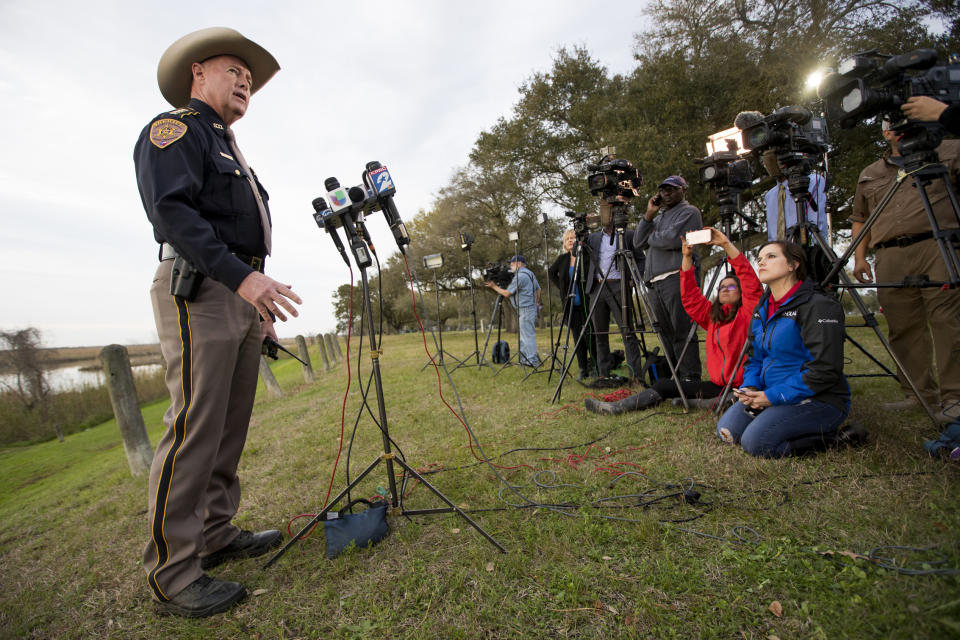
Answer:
[
  {"left": 324, "top": 499, "right": 390, "bottom": 559},
  {"left": 924, "top": 421, "right": 960, "bottom": 459},
  {"left": 492, "top": 340, "right": 510, "bottom": 364}
]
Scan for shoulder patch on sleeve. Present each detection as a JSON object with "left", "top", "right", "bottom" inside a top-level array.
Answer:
[{"left": 150, "top": 118, "right": 189, "bottom": 149}]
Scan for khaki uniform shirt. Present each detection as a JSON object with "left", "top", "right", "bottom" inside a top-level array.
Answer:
[{"left": 850, "top": 139, "right": 960, "bottom": 247}]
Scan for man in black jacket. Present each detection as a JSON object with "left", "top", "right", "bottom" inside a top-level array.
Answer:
[{"left": 584, "top": 208, "right": 646, "bottom": 379}]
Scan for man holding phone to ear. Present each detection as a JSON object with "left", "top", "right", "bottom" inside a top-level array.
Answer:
[{"left": 634, "top": 175, "right": 704, "bottom": 380}]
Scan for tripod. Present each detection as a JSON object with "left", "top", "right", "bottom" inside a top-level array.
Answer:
[
  {"left": 420, "top": 266, "right": 465, "bottom": 371},
  {"left": 266, "top": 215, "right": 505, "bottom": 568},
  {"left": 450, "top": 243, "right": 483, "bottom": 371},
  {"left": 551, "top": 207, "right": 689, "bottom": 408},
  {"left": 548, "top": 237, "right": 597, "bottom": 385}
]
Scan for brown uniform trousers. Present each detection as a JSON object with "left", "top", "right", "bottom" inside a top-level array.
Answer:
[
  {"left": 143, "top": 261, "right": 261, "bottom": 601},
  {"left": 851, "top": 140, "right": 960, "bottom": 407}
]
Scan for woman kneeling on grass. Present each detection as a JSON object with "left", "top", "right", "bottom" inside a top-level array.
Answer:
[
  {"left": 585, "top": 227, "right": 763, "bottom": 415},
  {"left": 717, "top": 241, "right": 851, "bottom": 458}
]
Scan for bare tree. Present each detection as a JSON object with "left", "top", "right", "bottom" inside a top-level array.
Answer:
[{"left": 0, "top": 328, "right": 60, "bottom": 441}]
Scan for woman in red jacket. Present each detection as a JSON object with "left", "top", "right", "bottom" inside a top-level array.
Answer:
[{"left": 585, "top": 227, "right": 762, "bottom": 414}]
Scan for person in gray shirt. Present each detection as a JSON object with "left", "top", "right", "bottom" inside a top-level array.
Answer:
[{"left": 634, "top": 175, "right": 703, "bottom": 380}]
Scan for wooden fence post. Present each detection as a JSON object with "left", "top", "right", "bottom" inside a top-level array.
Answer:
[
  {"left": 99, "top": 344, "right": 153, "bottom": 477},
  {"left": 295, "top": 335, "right": 315, "bottom": 383},
  {"left": 259, "top": 356, "right": 283, "bottom": 398},
  {"left": 328, "top": 333, "right": 343, "bottom": 360},
  {"left": 317, "top": 333, "right": 331, "bottom": 371}
]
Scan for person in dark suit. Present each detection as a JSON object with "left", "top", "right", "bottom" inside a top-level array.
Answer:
[
  {"left": 548, "top": 229, "right": 597, "bottom": 379},
  {"left": 584, "top": 206, "right": 646, "bottom": 379}
]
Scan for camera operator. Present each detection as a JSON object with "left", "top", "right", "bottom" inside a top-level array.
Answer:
[
  {"left": 584, "top": 205, "right": 646, "bottom": 379},
  {"left": 485, "top": 255, "right": 541, "bottom": 366},
  {"left": 760, "top": 150, "right": 829, "bottom": 242},
  {"left": 850, "top": 118, "right": 960, "bottom": 423},
  {"left": 901, "top": 96, "right": 960, "bottom": 135},
  {"left": 549, "top": 229, "right": 597, "bottom": 379},
  {"left": 634, "top": 175, "right": 704, "bottom": 380}
]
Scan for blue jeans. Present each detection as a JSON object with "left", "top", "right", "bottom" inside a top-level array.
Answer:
[
  {"left": 717, "top": 400, "right": 848, "bottom": 458},
  {"left": 518, "top": 306, "right": 539, "bottom": 366}
]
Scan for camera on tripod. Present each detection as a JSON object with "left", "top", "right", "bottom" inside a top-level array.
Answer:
[
  {"left": 695, "top": 149, "right": 753, "bottom": 194},
  {"left": 818, "top": 49, "right": 960, "bottom": 130},
  {"left": 482, "top": 262, "right": 513, "bottom": 288},
  {"left": 740, "top": 105, "right": 830, "bottom": 155},
  {"left": 565, "top": 210, "right": 597, "bottom": 242},
  {"left": 586, "top": 147, "right": 643, "bottom": 205}
]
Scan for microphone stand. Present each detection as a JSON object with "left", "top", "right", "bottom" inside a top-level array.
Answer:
[{"left": 267, "top": 198, "right": 505, "bottom": 568}]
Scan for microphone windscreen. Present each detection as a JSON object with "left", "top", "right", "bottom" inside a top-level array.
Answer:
[{"left": 734, "top": 110, "right": 764, "bottom": 130}]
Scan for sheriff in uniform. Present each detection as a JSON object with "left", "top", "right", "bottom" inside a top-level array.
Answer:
[{"left": 134, "top": 27, "right": 302, "bottom": 617}]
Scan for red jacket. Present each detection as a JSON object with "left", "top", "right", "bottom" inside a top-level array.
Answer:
[{"left": 680, "top": 253, "right": 763, "bottom": 387}]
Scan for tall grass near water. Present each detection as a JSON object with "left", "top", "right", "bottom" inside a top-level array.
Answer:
[{"left": 0, "top": 368, "right": 168, "bottom": 445}]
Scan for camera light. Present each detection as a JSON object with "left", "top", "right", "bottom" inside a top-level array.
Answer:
[
  {"left": 805, "top": 69, "right": 825, "bottom": 92},
  {"left": 706, "top": 127, "right": 746, "bottom": 156},
  {"left": 702, "top": 166, "right": 717, "bottom": 180},
  {"left": 423, "top": 253, "right": 444, "bottom": 269},
  {"left": 508, "top": 231, "right": 519, "bottom": 242}
]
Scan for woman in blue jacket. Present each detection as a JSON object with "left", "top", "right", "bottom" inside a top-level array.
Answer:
[{"left": 717, "top": 241, "right": 850, "bottom": 458}]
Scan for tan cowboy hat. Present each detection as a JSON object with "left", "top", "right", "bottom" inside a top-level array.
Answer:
[{"left": 157, "top": 27, "right": 280, "bottom": 107}]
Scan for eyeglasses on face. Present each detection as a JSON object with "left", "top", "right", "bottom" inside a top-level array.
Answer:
[{"left": 719, "top": 284, "right": 739, "bottom": 292}]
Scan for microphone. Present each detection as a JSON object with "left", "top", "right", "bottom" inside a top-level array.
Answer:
[
  {"left": 324, "top": 177, "right": 354, "bottom": 216},
  {"left": 363, "top": 161, "right": 410, "bottom": 251},
  {"left": 348, "top": 186, "right": 377, "bottom": 256},
  {"left": 311, "top": 197, "right": 349, "bottom": 266}
]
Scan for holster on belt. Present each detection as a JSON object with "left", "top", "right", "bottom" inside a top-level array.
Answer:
[{"left": 169, "top": 255, "right": 204, "bottom": 301}]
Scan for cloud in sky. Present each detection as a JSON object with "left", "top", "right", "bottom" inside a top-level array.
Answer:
[{"left": 0, "top": 0, "right": 647, "bottom": 347}]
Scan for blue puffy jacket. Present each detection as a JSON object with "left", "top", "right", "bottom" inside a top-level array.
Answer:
[{"left": 742, "top": 280, "right": 850, "bottom": 411}]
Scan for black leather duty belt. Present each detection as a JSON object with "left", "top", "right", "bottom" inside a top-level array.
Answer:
[
  {"left": 874, "top": 231, "right": 933, "bottom": 250},
  {"left": 160, "top": 243, "right": 264, "bottom": 272}
]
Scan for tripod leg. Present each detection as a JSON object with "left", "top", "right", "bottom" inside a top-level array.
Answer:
[
  {"left": 263, "top": 455, "right": 384, "bottom": 569},
  {"left": 393, "top": 456, "right": 507, "bottom": 553},
  {"left": 809, "top": 227, "right": 940, "bottom": 426}
]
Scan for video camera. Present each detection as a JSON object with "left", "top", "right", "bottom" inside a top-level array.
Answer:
[
  {"left": 586, "top": 150, "right": 643, "bottom": 204},
  {"left": 482, "top": 262, "right": 513, "bottom": 288},
  {"left": 696, "top": 150, "right": 752, "bottom": 193},
  {"left": 695, "top": 148, "right": 754, "bottom": 223},
  {"left": 740, "top": 106, "right": 830, "bottom": 156},
  {"left": 564, "top": 210, "right": 597, "bottom": 242},
  {"left": 818, "top": 49, "right": 960, "bottom": 130}
]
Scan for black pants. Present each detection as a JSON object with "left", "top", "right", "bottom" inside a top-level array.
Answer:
[
  {"left": 648, "top": 273, "right": 701, "bottom": 380},
  {"left": 566, "top": 302, "right": 597, "bottom": 374},
  {"left": 591, "top": 280, "right": 643, "bottom": 378}
]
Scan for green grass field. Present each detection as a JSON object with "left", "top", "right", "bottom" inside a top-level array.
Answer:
[{"left": 1, "top": 326, "right": 958, "bottom": 639}]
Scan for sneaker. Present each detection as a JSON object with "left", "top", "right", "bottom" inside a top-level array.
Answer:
[
  {"left": 881, "top": 397, "right": 920, "bottom": 411},
  {"left": 200, "top": 529, "right": 282, "bottom": 570},
  {"left": 153, "top": 574, "right": 246, "bottom": 618}
]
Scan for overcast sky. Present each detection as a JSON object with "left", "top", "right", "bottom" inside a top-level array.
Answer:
[{"left": 0, "top": 0, "right": 648, "bottom": 347}]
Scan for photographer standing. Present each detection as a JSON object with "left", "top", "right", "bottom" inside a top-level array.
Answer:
[
  {"left": 634, "top": 176, "right": 704, "bottom": 380},
  {"left": 584, "top": 208, "right": 645, "bottom": 379},
  {"left": 549, "top": 229, "right": 596, "bottom": 379},
  {"left": 761, "top": 150, "right": 829, "bottom": 242},
  {"left": 851, "top": 120, "right": 960, "bottom": 423},
  {"left": 485, "top": 255, "right": 541, "bottom": 366}
]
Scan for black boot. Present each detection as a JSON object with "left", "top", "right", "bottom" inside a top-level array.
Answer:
[{"left": 585, "top": 388, "right": 662, "bottom": 416}]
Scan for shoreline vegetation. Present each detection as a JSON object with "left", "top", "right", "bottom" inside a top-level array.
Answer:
[{"left": 0, "top": 340, "right": 303, "bottom": 446}]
